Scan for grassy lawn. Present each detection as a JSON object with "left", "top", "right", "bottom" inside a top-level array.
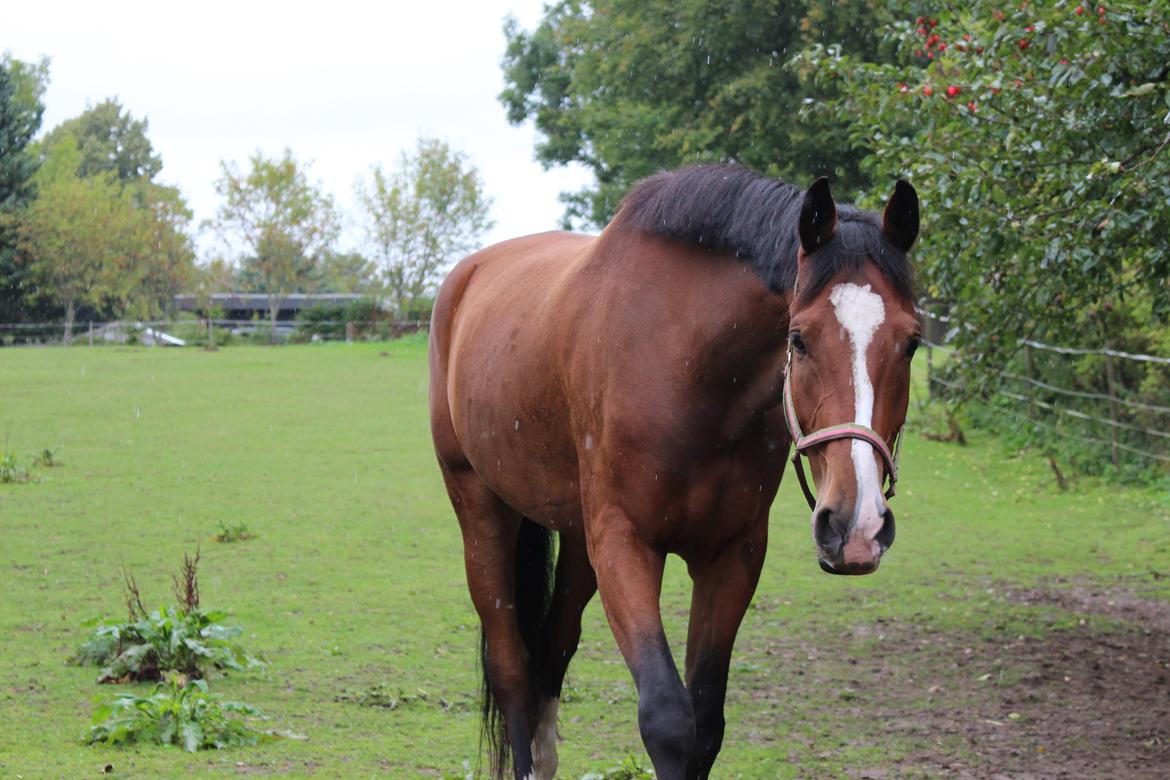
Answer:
[{"left": 1, "top": 338, "right": 1167, "bottom": 778}]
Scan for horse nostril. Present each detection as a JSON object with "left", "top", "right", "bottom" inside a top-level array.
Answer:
[
  {"left": 814, "top": 507, "right": 846, "bottom": 556},
  {"left": 875, "top": 508, "right": 896, "bottom": 552}
]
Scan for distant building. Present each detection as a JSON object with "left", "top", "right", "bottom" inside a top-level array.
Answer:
[{"left": 173, "top": 293, "right": 365, "bottom": 321}]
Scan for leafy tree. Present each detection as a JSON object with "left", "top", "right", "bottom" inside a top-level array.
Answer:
[
  {"left": 315, "top": 250, "right": 378, "bottom": 294},
  {"left": 11, "top": 96, "right": 194, "bottom": 325},
  {"left": 797, "top": 2, "right": 1170, "bottom": 381},
  {"left": 42, "top": 97, "right": 162, "bottom": 183},
  {"left": 14, "top": 136, "right": 143, "bottom": 341},
  {"left": 0, "top": 54, "right": 49, "bottom": 322},
  {"left": 355, "top": 137, "right": 493, "bottom": 315},
  {"left": 127, "top": 183, "right": 197, "bottom": 318},
  {"left": 499, "top": 0, "right": 901, "bottom": 228},
  {"left": 210, "top": 149, "right": 340, "bottom": 336}
]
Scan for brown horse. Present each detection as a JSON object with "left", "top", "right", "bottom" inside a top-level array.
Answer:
[{"left": 428, "top": 164, "right": 919, "bottom": 779}]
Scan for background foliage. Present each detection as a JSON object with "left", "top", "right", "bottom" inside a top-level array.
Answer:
[
  {"left": 792, "top": 1, "right": 1170, "bottom": 476},
  {"left": 499, "top": 0, "right": 903, "bottom": 227},
  {"left": 355, "top": 137, "right": 494, "bottom": 316}
]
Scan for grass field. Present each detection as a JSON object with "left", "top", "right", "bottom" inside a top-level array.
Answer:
[{"left": 1, "top": 338, "right": 1168, "bottom": 778}]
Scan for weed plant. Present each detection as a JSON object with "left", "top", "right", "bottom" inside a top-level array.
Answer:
[
  {"left": 213, "top": 521, "right": 256, "bottom": 543},
  {"left": 73, "top": 552, "right": 265, "bottom": 683},
  {"left": 86, "top": 676, "right": 275, "bottom": 752},
  {"left": 0, "top": 451, "right": 31, "bottom": 483}
]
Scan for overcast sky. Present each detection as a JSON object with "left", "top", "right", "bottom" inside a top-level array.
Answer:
[{"left": 3, "top": 0, "right": 593, "bottom": 259}]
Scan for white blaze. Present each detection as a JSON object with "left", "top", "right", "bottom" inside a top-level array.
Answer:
[
  {"left": 828, "top": 283, "right": 887, "bottom": 539},
  {"left": 530, "top": 698, "right": 559, "bottom": 780}
]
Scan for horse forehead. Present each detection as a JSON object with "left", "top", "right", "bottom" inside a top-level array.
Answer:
[{"left": 828, "top": 282, "right": 886, "bottom": 345}]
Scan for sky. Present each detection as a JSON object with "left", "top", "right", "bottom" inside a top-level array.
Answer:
[{"left": 3, "top": 0, "right": 593, "bottom": 259}]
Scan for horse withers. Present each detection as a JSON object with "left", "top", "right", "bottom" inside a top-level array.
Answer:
[{"left": 428, "top": 164, "right": 919, "bottom": 779}]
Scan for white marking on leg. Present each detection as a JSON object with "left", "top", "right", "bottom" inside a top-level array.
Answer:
[
  {"left": 829, "top": 283, "right": 888, "bottom": 542},
  {"left": 530, "top": 698, "right": 559, "bottom": 780}
]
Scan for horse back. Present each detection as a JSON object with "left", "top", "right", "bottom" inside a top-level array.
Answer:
[{"left": 430, "top": 223, "right": 791, "bottom": 550}]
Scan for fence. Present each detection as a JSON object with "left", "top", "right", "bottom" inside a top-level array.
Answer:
[
  {"left": 0, "top": 318, "right": 429, "bottom": 348},
  {"left": 917, "top": 308, "right": 1170, "bottom": 470}
]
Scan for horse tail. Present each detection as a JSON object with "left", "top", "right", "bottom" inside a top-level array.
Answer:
[{"left": 480, "top": 517, "right": 555, "bottom": 779}]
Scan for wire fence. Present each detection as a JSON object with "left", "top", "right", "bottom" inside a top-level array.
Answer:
[
  {"left": 0, "top": 318, "right": 429, "bottom": 348},
  {"left": 916, "top": 307, "right": 1170, "bottom": 469}
]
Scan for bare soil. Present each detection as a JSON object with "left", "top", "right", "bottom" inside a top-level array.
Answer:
[{"left": 741, "top": 583, "right": 1170, "bottom": 779}]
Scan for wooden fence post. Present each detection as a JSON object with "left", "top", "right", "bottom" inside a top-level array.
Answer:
[
  {"left": 926, "top": 342, "right": 934, "bottom": 400},
  {"left": 88, "top": 322, "right": 94, "bottom": 347},
  {"left": 345, "top": 321, "right": 355, "bottom": 343},
  {"left": 1103, "top": 348, "right": 1120, "bottom": 470}
]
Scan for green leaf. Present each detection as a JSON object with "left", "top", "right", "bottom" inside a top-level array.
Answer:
[{"left": 180, "top": 720, "right": 203, "bottom": 752}]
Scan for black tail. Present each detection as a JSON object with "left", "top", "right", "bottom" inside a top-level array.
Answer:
[{"left": 480, "top": 518, "right": 555, "bottom": 779}]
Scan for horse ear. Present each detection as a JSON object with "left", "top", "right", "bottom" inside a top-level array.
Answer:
[
  {"left": 799, "top": 177, "right": 837, "bottom": 255},
  {"left": 882, "top": 180, "right": 919, "bottom": 253}
]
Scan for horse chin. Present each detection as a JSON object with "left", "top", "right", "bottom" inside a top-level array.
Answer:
[{"left": 818, "top": 558, "right": 880, "bottom": 576}]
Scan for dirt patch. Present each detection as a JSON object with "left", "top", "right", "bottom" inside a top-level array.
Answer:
[
  {"left": 739, "top": 584, "right": 1170, "bottom": 778},
  {"left": 1007, "top": 583, "right": 1170, "bottom": 635}
]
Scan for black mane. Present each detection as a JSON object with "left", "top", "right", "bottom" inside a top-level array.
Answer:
[{"left": 617, "top": 164, "right": 914, "bottom": 302}]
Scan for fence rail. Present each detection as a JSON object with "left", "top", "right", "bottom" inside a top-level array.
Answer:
[
  {"left": 917, "top": 306, "right": 1170, "bottom": 469},
  {"left": 0, "top": 318, "right": 428, "bottom": 347}
]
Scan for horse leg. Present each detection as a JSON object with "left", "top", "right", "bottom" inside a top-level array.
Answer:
[
  {"left": 682, "top": 517, "right": 768, "bottom": 779},
  {"left": 441, "top": 464, "right": 543, "bottom": 780},
  {"left": 590, "top": 511, "right": 695, "bottom": 778},
  {"left": 531, "top": 529, "right": 597, "bottom": 779}
]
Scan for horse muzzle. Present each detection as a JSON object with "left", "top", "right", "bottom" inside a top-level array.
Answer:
[{"left": 813, "top": 504, "right": 895, "bottom": 575}]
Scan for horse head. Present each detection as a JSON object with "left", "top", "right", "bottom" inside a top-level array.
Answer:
[{"left": 785, "top": 177, "right": 920, "bottom": 575}]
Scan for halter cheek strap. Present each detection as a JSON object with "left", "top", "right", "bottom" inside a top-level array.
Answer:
[{"left": 782, "top": 352, "right": 902, "bottom": 511}]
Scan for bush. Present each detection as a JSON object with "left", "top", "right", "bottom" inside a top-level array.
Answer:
[{"left": 297, "top": 298, "right": 384, "bottom": 341}]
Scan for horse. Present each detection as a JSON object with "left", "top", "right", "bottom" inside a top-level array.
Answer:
[{"left": 428, "top": 164, "right": 920, "bottom": 779}]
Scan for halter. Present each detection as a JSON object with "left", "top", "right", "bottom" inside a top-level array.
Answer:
[{"left": 782, "top": 346, "right": 903, "bottom": 511}]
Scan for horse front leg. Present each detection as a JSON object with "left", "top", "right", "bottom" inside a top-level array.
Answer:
[
  {"left": 683, "top": 515, "right": 768, "bottom": 779},
  {"left": 589, "top": 507, "right": 695, "bottom": 779}
]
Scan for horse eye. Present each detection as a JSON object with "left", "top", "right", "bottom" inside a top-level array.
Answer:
[
  {"left": 906, "top": 337, "right": 921, "bottom": 359},
  {"left": 789, "top": 332, "right": 808, "bottom": 355}
]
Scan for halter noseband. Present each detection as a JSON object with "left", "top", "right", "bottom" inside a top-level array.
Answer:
[{"left": 782, "top": 347, "right": 903, "bottom": 511}]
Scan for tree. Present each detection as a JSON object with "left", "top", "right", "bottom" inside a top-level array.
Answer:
[
  {"left": 210, "top": 149, "right": 339, "bottom": 337},
  {"left": 10, "top": 96, "right": 195, "bottom": 325},
  {"left": 798, "top": 3, "right": 1170, "bottom": 371},
  {"left": 14, "top": 136, "right": 142, "bottom": 341},
  {"left": 796, "top": 2, "right": 1170, "bottom": 474},
  {"left": 0, "top": 54, "right": 49, "bottom": 322},
  {"left": 355, "top": 137, "right": 493, "bottom": 316},
  {"left": 315, "top": 250, "right": 378, "bottom": 294},
  {"left": 127, "top": 183, "right": 197, "bottom": 319},
  {"left": 42, "top": 97, "right": 162, "bottom": 183},
  {"left": 499, "top": 1, "right": 902, "bottom": 228}
]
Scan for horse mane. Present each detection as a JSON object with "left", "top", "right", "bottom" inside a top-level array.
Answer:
[{"left": 616, "top": 163, "right": 914, "bottom": 302}]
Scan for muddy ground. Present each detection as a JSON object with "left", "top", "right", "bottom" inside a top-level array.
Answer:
[{"left": 735, "top": 581, "right": 1170, "bottom": 779}]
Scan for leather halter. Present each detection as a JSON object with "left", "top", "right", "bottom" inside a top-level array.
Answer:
[{"left": 782, "top": 347, "right": 903, "bottom": 511}]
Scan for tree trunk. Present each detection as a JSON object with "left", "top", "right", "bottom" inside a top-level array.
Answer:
[
  {"left": 63, "top": 300, "right": 76, "bottom": 345},
  {"left": 268, "top": 294, "right": 279, "bottom": 345}
]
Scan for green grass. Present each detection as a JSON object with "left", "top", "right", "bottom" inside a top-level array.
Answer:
[{"left": 1, "top": 338, "right": 1167, "bottom": 777}]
